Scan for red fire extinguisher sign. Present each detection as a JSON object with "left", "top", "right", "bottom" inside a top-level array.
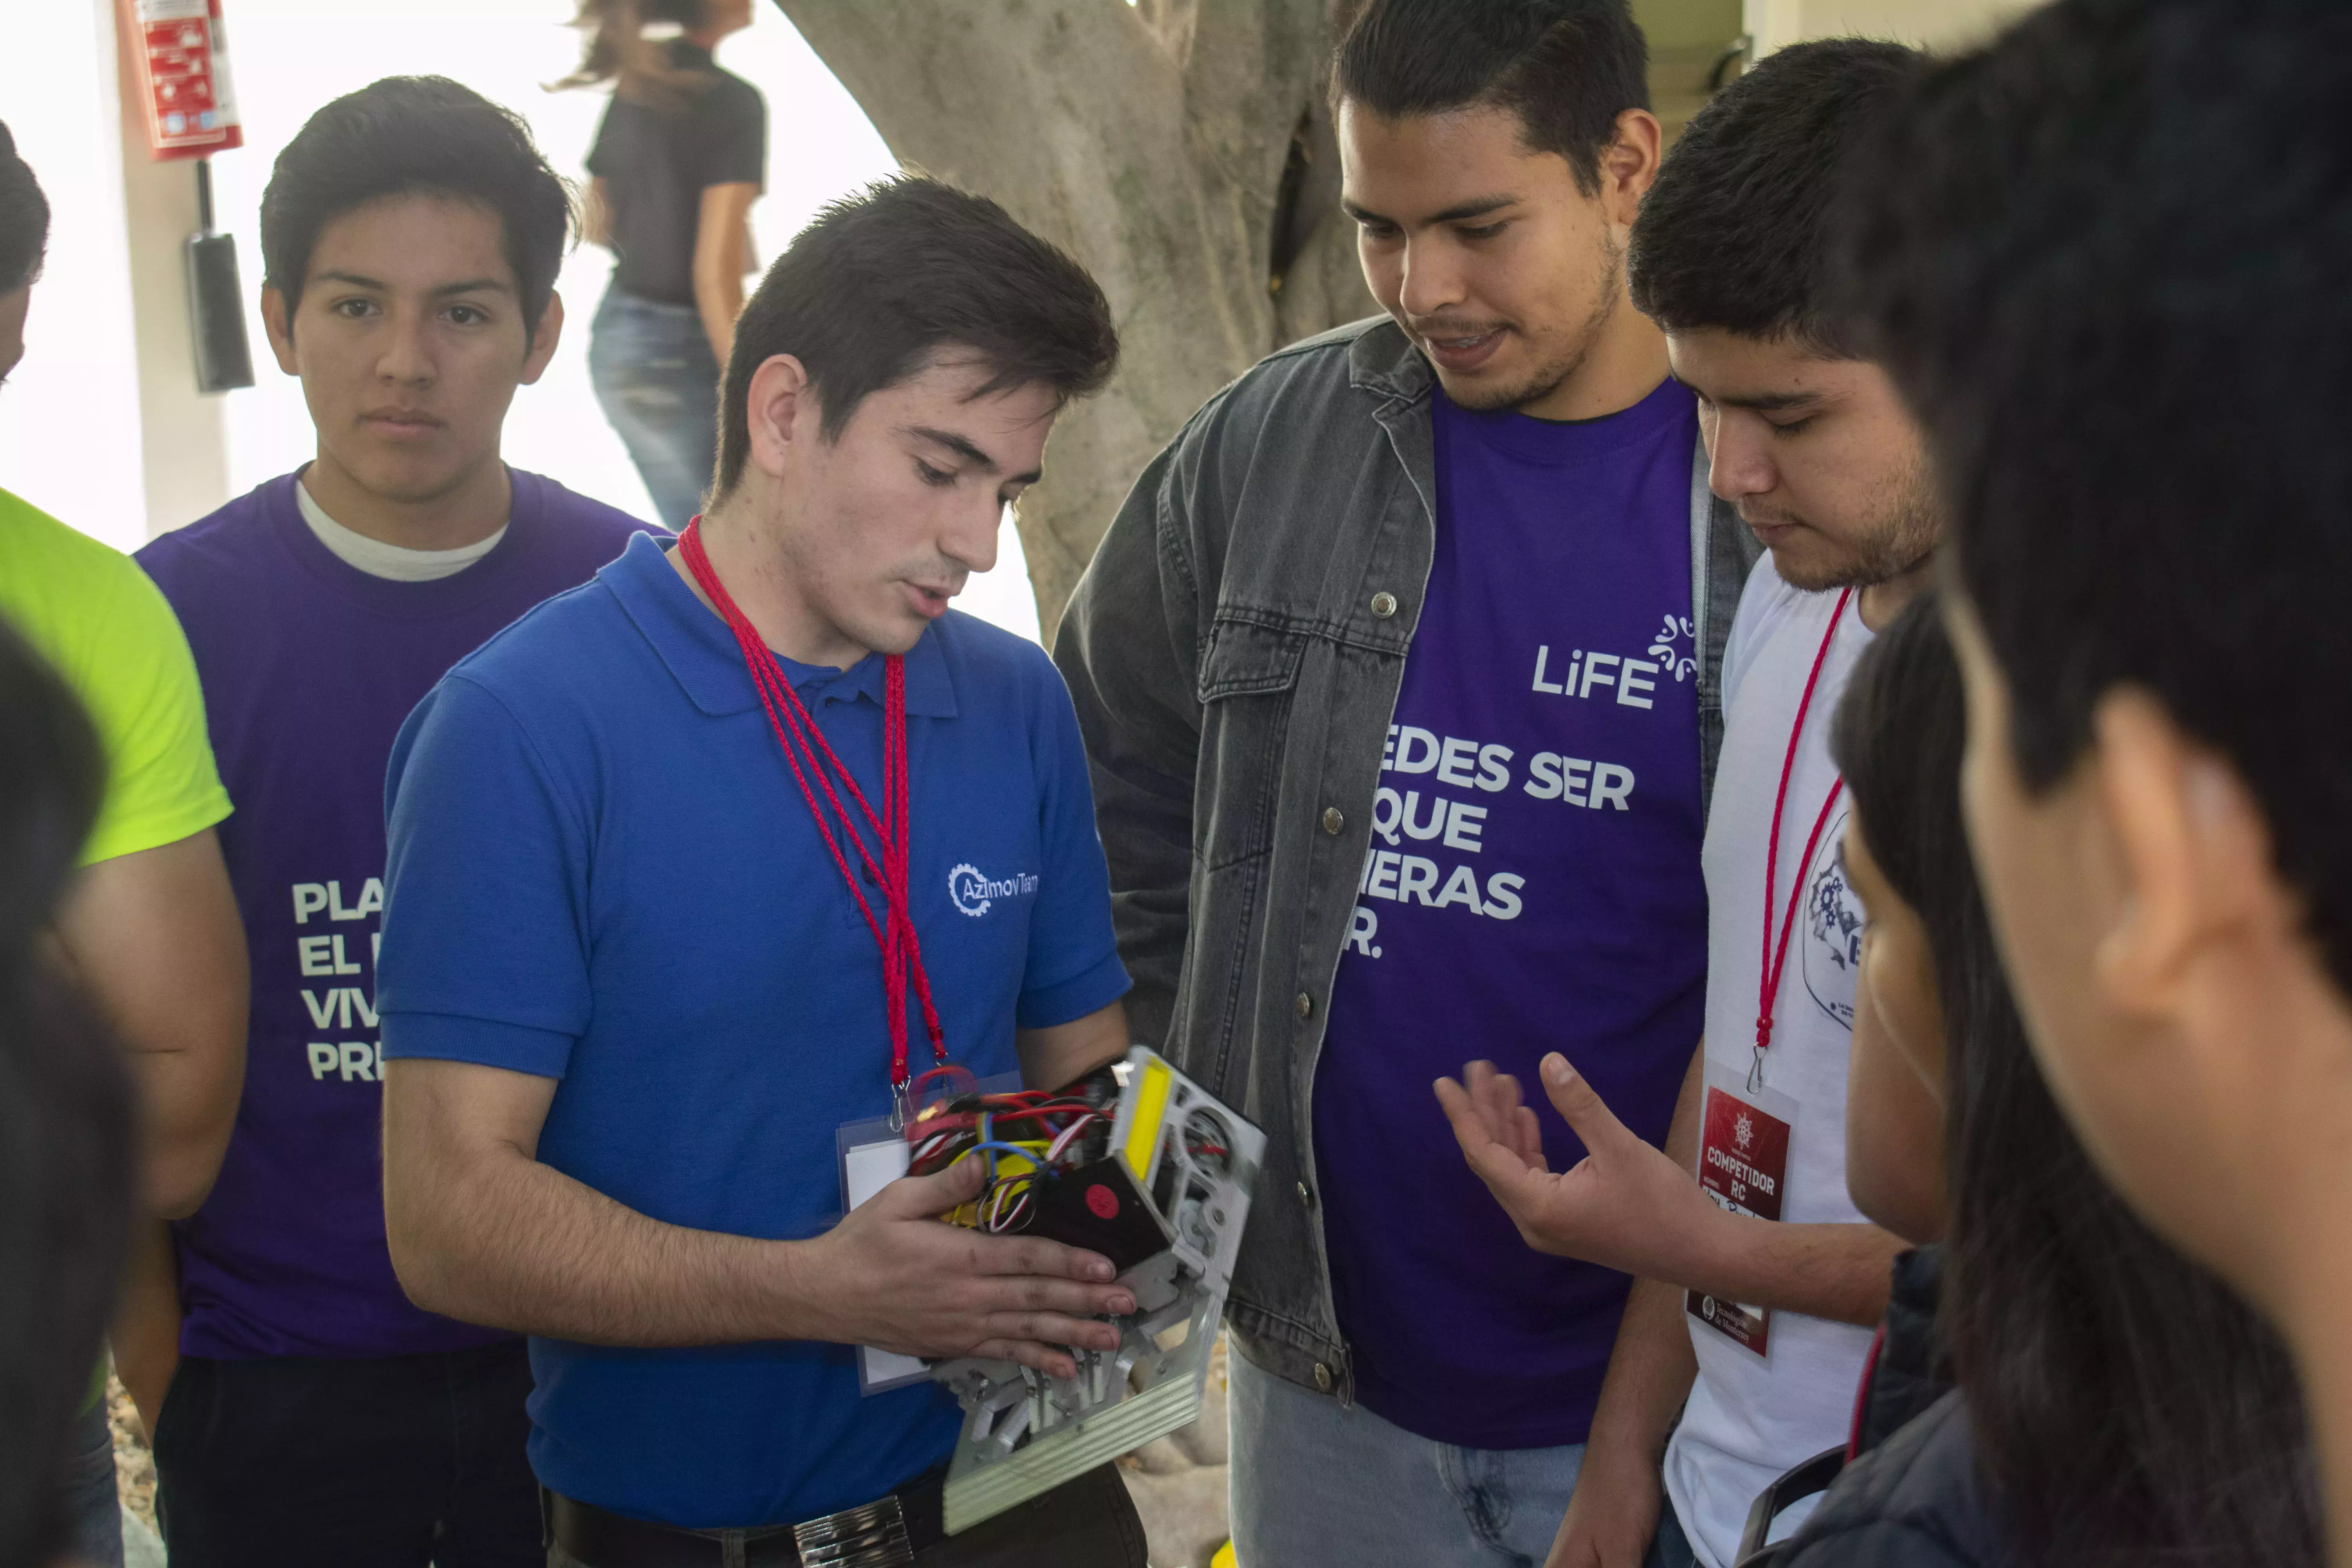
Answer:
[{"left": 125, "top": 0, "right": 243, "bottom": 161}]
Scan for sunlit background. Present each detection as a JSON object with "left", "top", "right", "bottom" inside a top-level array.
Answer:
[{"left": 0, "top": 0, "right": 1047, "bottom": 642}]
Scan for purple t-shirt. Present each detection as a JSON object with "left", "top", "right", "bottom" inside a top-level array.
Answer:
[
  {"left": 1314, "top": 378, "right": 1710, "bottom": 1448},
  {"left": 138, "top": 470, "right": 655, "bottom": 1359}
]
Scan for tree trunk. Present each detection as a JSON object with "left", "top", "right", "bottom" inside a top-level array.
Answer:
[{"left": 771, "top": 0, "right": 1377, "bottom": 640}]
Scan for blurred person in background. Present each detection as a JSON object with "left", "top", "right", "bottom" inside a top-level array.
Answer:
[
  {"left": 1840, "top": 0, "right": 2352, "bottom": 1559},
  {"left": 0, "top": 118, "right": 247, "bottom": 1568},
  {"left": 1759, "top": 599, "right": 2321, "bottom": 1568},
  {"left": 562, "top": 0, "right": 763, "bottom": 529},
  {"left": 128, "top": 77, "right": 653, "bottom": 1568},
  {"left": 0, "top": 620, "right": 138, "bottom": 1568}
]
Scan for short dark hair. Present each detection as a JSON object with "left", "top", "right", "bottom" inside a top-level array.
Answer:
[
  {"left": 1332, "top": 0, "right": 1649, "bottom": 196},
  {"left": 0, "top": 621, "right": 135, "bottom": 1568},
  {"left": 0, "top": 120, "right": 49, "bottom": 294},
  {"left": 1629, "top": 38, "right": 1920, "bottom": 354},
  {"left": 715, "top": 176, "right": 1118, "bottom": 497},
  {"left": 1831, "top": 599, "right": 2321, "bottom": 1568},
  {"left": 1842, "top": 0, "right": 2352, "bottom": 994},
  {"left": 260, "top": 77, "right": 572, "bottom": 330}
]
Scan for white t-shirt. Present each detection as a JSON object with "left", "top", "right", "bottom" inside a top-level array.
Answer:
[
  {"left": 1662, "top": 553, "right": 1878, "bottom": 1568},
  {"left": 296, "top": 479, "right": 506, "bottom": 582}
]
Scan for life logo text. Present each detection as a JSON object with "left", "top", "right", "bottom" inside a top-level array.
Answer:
[{"left": 949, "top": 863, "right": 1040, "bottom": 918}]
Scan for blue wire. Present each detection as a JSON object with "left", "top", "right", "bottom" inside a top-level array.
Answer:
[{"left": 964, "top": 1140, "right": 1042, "bottom": 1177}]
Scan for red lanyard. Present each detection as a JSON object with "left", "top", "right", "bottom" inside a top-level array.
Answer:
[
  {"left": 678, "top": 519, "right": 946, "bottom": 1105},
  {"left": 1756, "top": 586, "right": 1855, "bottom": 1066}
]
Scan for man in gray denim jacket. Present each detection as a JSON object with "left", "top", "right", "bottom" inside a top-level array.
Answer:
[{"left": 1056, "top": 2, "right": 1759, "bottom": 1563}]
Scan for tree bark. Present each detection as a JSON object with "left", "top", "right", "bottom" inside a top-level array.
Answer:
[{"left": 772, "top": 0, "right": 1377, "bottom": 639}]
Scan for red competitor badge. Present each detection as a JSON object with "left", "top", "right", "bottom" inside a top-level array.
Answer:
[{"left": 1687, "top": 1076, "right": 1795, "bottom": 1356}]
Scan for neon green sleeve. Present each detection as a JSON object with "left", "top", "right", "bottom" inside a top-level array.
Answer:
[
  {"left": 0, "top": 490, "right": 231, "bottom": 863},
  {"left": 73, "top": 557, "right": 232, "bottom": 864}
]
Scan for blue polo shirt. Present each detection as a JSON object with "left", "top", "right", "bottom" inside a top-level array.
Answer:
[{"left": 378, "top": 531, "right": 1129, "bottom": 1528}]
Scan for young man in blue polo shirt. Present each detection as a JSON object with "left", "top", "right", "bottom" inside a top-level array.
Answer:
[{"left": 377, "top": 177, "right": 1148, "bottom": 1566}]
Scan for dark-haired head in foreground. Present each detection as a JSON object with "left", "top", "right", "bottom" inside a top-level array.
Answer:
[
  {"left": 0, "top": 119, "right": 50, "bottom": 385},
  {"left": 1630, "top": 38, "right": 1936, "bottom": 619},
  {"left": 702, "top": 175, "right": 1116, "bottom": 663},
  {"left": 0, "top": 620, "right": 136, "bottom": 1568},
  {"left": 1820, "top": 597, "right": 2320, "bottom": 1568},
  {"left": 1840, "top": 0, "right": 2352, "bottom": 1492},
  {"left": 259, "top": 77, "right": 570, "bottom": 529},
  {"left": 1329, "top": 0, "right": 1666, "bottom": 419}
]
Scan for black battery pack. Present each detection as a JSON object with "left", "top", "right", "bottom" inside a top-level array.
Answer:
[{"left": 1016, "top": 1158, "right": 1171, "bottom": 1271}]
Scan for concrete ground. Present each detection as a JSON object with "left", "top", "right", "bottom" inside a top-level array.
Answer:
[
  {"left": 1118, "top": 1338, "right": 1233, "bottom": 1568},
  {"left": 105, "top": 1376, "right": 165, "bottom": 1565}
]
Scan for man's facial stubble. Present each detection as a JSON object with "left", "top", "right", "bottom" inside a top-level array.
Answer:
[{"left": 1759, "top": 445, "right": 1941, "bottom": 593}]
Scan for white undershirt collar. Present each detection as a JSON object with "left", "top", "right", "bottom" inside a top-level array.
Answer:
[{"left": 295, "top": 479, "right": 508, "bottom": 583}]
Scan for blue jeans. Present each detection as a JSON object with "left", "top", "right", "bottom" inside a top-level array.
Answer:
[
  {"left": 1228, "top": 1349, "right": 1585, "bottom": 1567},
  {"left": 1646, "top": 1503, "right": 1697, "bottom": 1568},
  {"left": 588, "top": 287, "right": 719, "bottom": 532},
  {"left": 61, "top": 1394, "right": 126, "bottom": 1568}
]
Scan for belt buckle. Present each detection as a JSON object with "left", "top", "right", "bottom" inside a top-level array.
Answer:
[{"left": 791, "top": 1494, "right": 914, "bottom": 1568}]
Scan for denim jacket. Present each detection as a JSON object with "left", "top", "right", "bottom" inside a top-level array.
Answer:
[{"left": 1054, "top": 317, "right": 1760, "bottom": 1403}]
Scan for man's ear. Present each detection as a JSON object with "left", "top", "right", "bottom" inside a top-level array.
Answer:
[
  {"left": 260, "top": 285, "right": 299, "bottom": 376},
  {"left": 743, "top": 353, "right": 816, "bottom": 481},
  {"left": 520, "top": 290, "right": 564, "bottom": 387},
  {"left": 1602, "top": 107, "right": 1665, "bottom": 227},
  {"left": 2091, "top": 687, "right": 2285, "bottom": 1027}
]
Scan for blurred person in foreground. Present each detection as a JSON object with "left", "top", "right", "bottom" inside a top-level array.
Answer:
[
  {"left": 0, "top": 118, "right": 246, "bottom": 1568},
  {"left": 0, "top": 621, "right": 137, "bottom": 1568},
  {"left": 1838, "top": 0, "right": 2352, "bottom": 1561},
  {"left": 1056, "top": 3, "right": 1763, "bottom": 1558},
  {"left": 1437, "top": 41, "right": 1931, "bottom": 1568},
  {"left": 129, "top": 78, "right": 653, "bottom": 1568},
  {"left": 378, "top": 176, "right": 1146, "bottom": 1566},
  {"left": 562, "top": 0, "right": 762, "bottom": 528},
  {"left": 1755, "top": 597, "right": 2318, "bottom": 1566}
]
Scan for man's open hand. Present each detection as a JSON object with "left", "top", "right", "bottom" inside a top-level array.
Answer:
[
  {"left": 1435, "top": 1055, "right": 1720, "bottom": 1281},
  {"left": 799, "top": 1155, "right": 1136, "bottom": 1379}
]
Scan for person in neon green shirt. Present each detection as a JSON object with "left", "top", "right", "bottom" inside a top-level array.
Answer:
[
  {"left": 0, "top": 488, "right": 232, "bottom": 862},
  {"left": 0, "top": 481, "right": 247, "bottom": 1221},
  {"left": 2, "top": 118, "right": 247, "bottom": 1568}
]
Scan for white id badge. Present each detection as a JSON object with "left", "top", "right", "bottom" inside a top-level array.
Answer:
[
  {"left": 835, "top": 1071, "right": 1024, "bottom": 1396},
  {"left": 835, "top": 1114, "right": 924, "bottom": 1394},
  {"left": 1686, "top": 1061, "right": 1798, "bottom": 1359}
]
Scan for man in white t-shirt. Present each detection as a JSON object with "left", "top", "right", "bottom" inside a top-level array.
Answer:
[{"left": 1435, "top": 40, "right": 1937, "bottom": 1568}]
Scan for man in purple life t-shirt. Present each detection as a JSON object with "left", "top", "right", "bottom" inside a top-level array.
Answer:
[
  {"left": 1315, "top": 377, "right": 1710, "bottom": 1443},
  {"left": 127, "top": 79, "right": 655, "bottom": 1568}
]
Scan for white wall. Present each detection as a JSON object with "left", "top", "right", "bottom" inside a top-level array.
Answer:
[
  {"left": 0, "top": 1, "right": 148, "bottom": 554},
  {"left": 2, "top": 0, "right": 1048, "bottom": 642}
]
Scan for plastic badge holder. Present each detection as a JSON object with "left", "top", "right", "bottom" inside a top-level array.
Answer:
[
  {"left": 929, "top": 1045, "right": 1264, "bottom": 1535},
  {"left": 838, "top": 1071, "right": 1026, "bottom": 1395}
]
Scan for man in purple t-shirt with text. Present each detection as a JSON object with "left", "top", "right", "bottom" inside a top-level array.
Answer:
[
  {"left": 131, "top": 79, "right": 653, "bottom": 1568},
  {"left": 1056, "top": 3, "right": 1757, "bottom": 1563}
]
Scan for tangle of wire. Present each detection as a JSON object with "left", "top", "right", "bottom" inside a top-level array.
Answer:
[{"left": 906, "top": 1080, "right": 1109, "bottom": 1236}]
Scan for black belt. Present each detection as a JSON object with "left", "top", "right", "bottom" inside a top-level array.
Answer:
[{"left": 547, "top": 1465, "right": 947, "bottom": 1568}]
